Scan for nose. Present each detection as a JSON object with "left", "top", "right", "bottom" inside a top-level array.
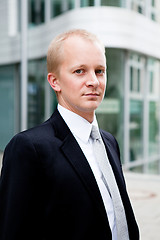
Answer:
[{"left": 86, "top": 72, "right": 99, "bottom": 88}]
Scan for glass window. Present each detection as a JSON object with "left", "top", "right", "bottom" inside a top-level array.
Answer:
[
  {"left": 68, "top": 0, "right": 75, "bottom": 10},
  {"left": 129, "top": 100, "right": 143, "bottom": 162},
  {"left": 0, "top": 65, "right": 20, "bottom": 151},
  {"left": 126, "top": 53, "right": 160, "bottom": 173},
  {"left": 101, "top": 0, "right": 123, "bottom": 7},
  {"left": 130, "top": 67, "right": 141, "bottom": 92},
  {"left": 96, "top": 49, "right": 125, "bottom": 161},
  {"left": 149, "top": 101, "right": 160, "bottom": 157},
  {"left": 28, "top": 0, "right": 45, "bottom": 27},
  {"left": 28, "top": 58, "right": 46, "bottom": 128},
  {"left": 149, "top": 0, "right": 160, "bottom": 22},
  {"left": 51, "top": 0, "right": 63, "bottom": 17},
  {"left": 80, "top": 0, "right": 94, "bottom": 7},
  {"left": 148, "top": 58, "right": 160, "bottom": 97},
  {"left": 130, "top": 0, "right": 145, "bottom": 14},
  {"left": 51, "top": 0, "right": 74, "bottom": 17},
  {"left": 129, "top": 54, "right": 144, "bottom": 94},
  {"left": 147, "top": 58, "right": 160, "bottom": 158},
  {"left": 147, "top": 161, "right": 159, "bottom": 174},
  {"left": 128, "top": 53, "right": 145, "bottom": 165},
  {"left": 129, "top": 0, "right": 160, "bottom": 22},
  {"left": 129, "top": 165, "right": 143, "bottom": 173}
]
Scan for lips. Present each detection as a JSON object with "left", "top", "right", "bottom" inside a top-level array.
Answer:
[{"left": 84, "top": 92, "right": 100, "bottom": 96}]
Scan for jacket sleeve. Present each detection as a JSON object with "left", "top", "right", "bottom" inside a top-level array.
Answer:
[{"left": 0, "top": 133, "right": 45, "bottom": 240}]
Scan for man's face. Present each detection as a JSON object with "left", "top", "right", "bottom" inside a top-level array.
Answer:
[{"left": 54, "top": 36, "right": 106, "bottom": 121}]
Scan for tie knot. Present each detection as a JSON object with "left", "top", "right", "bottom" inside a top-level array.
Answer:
[{"left": 90, "top": 125, "right": 101, "bottom": 140}]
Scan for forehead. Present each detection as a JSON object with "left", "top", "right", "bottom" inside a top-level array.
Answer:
[
  {"left": 63, "top": 35, "right": 104, "bottom": 51},
  {"left": 62, "top": 36, "right": 106, "bottom": 64}
]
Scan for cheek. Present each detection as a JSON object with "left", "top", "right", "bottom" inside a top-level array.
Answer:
[
  {"left": 100, "top": 80, "right": 106, "bottom": 91},
  {"left": 67, "top": 79, "right": 83, "bottom": 92}
]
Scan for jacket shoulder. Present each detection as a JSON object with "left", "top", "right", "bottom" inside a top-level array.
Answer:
[
  {"left": 100, "top": 129, "right": 121, "bottom": 157},
  {"left": 100, "top": 129, "right": 118, "bottom": 145}
]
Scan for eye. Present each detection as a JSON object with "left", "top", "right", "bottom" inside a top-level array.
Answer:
[
  {"left": 95, "top": 69, "right": 105, "bottom": 75},
  {"left": 74, "top": 69, "right": 84, "bottom": 74}
]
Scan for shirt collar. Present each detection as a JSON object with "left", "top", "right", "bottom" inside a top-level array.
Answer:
[{"left": 58, "top": 104, "right": 98, "bottom": 143}]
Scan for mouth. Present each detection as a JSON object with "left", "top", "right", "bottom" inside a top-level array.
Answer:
[{"left": 84, "top": 93, "right": 100, "bottom": 97}]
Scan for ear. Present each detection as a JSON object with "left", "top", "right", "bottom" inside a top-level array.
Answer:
[{"left": 47, "top": 73, "right": 61, "bottom": 92}]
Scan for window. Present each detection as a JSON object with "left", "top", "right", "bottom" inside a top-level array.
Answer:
[
  {"left": 51, "top": 0, "right": 63, "bottom": 17},
  {"left": 148, "top": 58, "right": 160, "bottom": 97},
  {"left": 0, "top": 64, "right": 20, "bottom": 150},
  {"left": 128, "top": 0, "right": 160, "bottom": 23},
  {"left": 28, "top": 0, "right": 45, "bottom": 27},
  {"left": 127, "top": 53, "right": 160, "bottom": 173},
  {"left": 130, "top": 0, "right": 145, "bottom": 14},
  {"left": 129, "top": 54, "right": 144, "bottom": 95},
  {"left": 148, "top": 160, "right": 159, "bottom": 174},
  {"left": 147, "top": 59, "right": 160, "bottom": 158},
  {"left": 28, "top": 59, "right": 46, "bottom": 128},
  {"left": 96, "top": 49, "right": 125, "bottom": 161},
  {"left": 80, "top": 0, "right": 94, "bottom": 7},
  {"left": 51, "top": 0, "right": 75, "bottom": 18},
  {"left": 128, "top": 53, "right": 145, "bottom": 164},
  {"left": 149, "top": 101, "right": 160, "bottom": 157},
  {"left": 149, "top": 0, "right": 160, "bottom": 22},
  {"left": 129, "top": 100, "right": 143, "bottom": 161},
  {"left": 101, "top": 0, "right": 123, "bottom": 7}
]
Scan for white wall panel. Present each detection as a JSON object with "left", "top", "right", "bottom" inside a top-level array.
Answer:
[{"left": 1, "top": 6, "right": 160, "bottom": 64}]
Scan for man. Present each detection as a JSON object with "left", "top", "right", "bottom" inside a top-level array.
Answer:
[{"left": 0, "top": 29, "right": 139, "bottom": 240}]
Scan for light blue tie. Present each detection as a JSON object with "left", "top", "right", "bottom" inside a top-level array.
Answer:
[{"left": 90, "top": 125, "right": 129, "bottom": 240}]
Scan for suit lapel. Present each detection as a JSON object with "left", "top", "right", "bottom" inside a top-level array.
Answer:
[{"left": 50, "top": 110, "right": 109, "bottom": 224}]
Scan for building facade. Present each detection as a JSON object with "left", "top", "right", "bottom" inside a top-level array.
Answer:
[{"left": 0, "top": 0, "right": 160, "bottom": 174}]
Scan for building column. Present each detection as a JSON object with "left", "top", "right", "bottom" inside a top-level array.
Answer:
[
  {"left": 123, "top": 52, "right": 130, "bottom": 169},
  {"left": 21, "top": 0, "right": 28, "bottom": 131}
]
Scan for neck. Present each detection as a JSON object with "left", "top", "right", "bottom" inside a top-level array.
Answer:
[
  {"left": 58, "top": 103, "right": 95, "bottom": 124},
  {"left": 79, "top": 111, "right": 94, "bottom": 123}
]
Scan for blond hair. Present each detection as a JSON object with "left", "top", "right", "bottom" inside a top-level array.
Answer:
[{"left": 47, "top": 29, "right": 105, "bottom": 74}]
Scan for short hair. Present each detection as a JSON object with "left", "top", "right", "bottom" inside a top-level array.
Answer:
[{"left": 47, "top": 29, "right": 105, "bottom": 74}]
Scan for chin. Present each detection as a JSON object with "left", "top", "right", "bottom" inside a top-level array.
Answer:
[{"left": 84, "top": 104, "right": 100, "bottom": 112}]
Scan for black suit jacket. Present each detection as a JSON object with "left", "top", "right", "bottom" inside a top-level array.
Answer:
[{"left": 0, "top": 109, "right": 139, "bottom": 240}]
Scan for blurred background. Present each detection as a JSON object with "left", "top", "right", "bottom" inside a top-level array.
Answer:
[
  {"left": 1, "top": 0, "right": 160, "bottom": 174},
  {"left": 0, "top": 1, "right": 160, "bottom": 238}
]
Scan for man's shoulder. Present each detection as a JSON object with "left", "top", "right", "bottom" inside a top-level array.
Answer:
[
  {"left": 100, "top": 129, "right": 120, "bottom": 149},
  {"left": 100, "top": 129, "right": 116, "bottom": 142},
  {"left": 23, "top": 118, "right": 54, "bottom": 139},
  {"left": 7, "top": 112, "right": 59, "bottom": 148},
  {"left": 17, "top": 109, "right": 61, "bottom": 139}
]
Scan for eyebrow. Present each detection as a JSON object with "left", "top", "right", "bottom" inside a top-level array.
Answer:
[
  {"left": 96, "top": 65, "right": 106, "bottom": 69},
  {"left": 71, "top": 64, "right": 106, "bottom": 70}
]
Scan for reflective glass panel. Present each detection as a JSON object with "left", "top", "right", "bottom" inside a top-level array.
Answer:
[
  {"left": 28, "top": 58, "right": 46, "bottom": 128},
  {"left": 148, "top": 58, "right": 160, "bottom": 97},
  {"left": 51, "top": 0, "right": 63, "bottom": 17},
  {"left": 129, "top": 100, "right": 143, "bottom": 161},
  {"left": 149, "top": 101, "right": 160, "bottom": 157},
  {"left": 81, "top": 0, "right": 94, "bottom": 7},
  {"left": 130, "top": 0, "right": 145, "bottom": 14},
  {"left": 150, "top": 0, "right": 160, "bottom": 22},
  {"left": 0, "top": 65, "right": 19, "bottom": 150},
  {"left": 129, "top": 54, "right": 144, "bottom": 94},
  {"left": 129, "top": 165, "right": 143, "bottom": 173},
  {"left": 51, "top": 0, "right": 74, "bottom": 17},
  {"left": 101, "top": 0, "right": 123, "bottom": 7},
  {"left": 28, "top": 0, "right": 45, "bottom": 27},
  {"left": 96, "top": 49, "right": 124, "bottom": 161},
  {"left": 148, "top": 161, "right": 159, "bottom": 174}
]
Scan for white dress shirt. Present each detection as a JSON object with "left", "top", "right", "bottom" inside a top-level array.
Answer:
[{"left": 58, "top": 104, "right": 117, "bottom": 240}]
